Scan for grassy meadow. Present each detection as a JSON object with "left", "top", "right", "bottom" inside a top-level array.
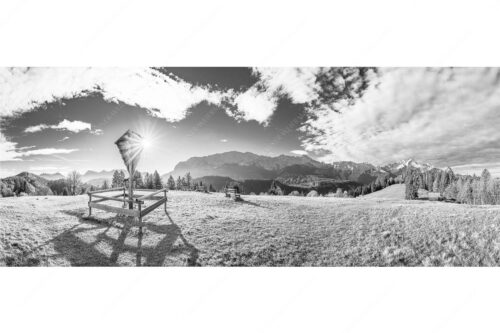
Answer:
[{"left": 1, "top": 185, "right": 500, "bottom": 266}]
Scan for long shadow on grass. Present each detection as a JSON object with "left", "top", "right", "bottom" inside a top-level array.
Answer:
[
  {"left": 51, "top": 208, "right": 199, "bottom": 266},
  {"left": 139, "top": 212, "right": 199, "bottom": 266}
]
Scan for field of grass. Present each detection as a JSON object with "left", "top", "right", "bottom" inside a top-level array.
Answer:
[{"left": 1, "top": 185, "right": 500, "bottom": 266}]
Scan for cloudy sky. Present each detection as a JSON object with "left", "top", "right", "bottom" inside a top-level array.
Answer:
[{"left": 0, "top": 67, "right": 499, "bottom": 177}]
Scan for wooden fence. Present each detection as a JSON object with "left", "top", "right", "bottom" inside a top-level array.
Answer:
[{"left": 87, "top": 187, "right": 168, "bottom": 233}]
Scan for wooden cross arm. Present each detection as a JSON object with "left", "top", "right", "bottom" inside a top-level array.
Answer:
[
  {"left": 90, "top": 193, "right": 135, "bottom": 203},
  {"left": 88, "top": 187, "right": 126, "bottom": 194}
]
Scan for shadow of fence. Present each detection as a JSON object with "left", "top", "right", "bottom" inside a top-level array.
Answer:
[{"left": 45, "top": 208, "right": 200, "bottom": 266}]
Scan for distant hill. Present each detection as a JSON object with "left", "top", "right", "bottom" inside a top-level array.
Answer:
[
  {"left": 82, "top": 170, "right": 120, "bottom": 183},
  {"left": 0, "top": 172, "right": 53, "bottom": 197},
  {"left": 167, "top": 151, "right": 325, "bottom": 180},
  {"left": 39, "top": 172, "right": 65, "bottom": 181},
  {"left": 85, "top": 178, "right": 111, "bottom": 187}
]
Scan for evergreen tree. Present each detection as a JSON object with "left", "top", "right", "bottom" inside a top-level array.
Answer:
[
  {"left": 491, "top": 178, "right": 500, "bottom": 205},
  {"left": 185, "top": 172, "right": 192, "bottom": 188},
  {"left": 479, "top": 169, "right": 492, "bottom": 204},
  {"left": 426, "top": 172, "right": 434, "bottom": 191},
  {"left": 176, "top": 176, "right": 182, "bottom": 190},
  {"left": 134, "top": 171, "right": 144, "bottom": 189},
  {"left": 142, "top": 172, "right": 149, "bottom": 188},
  {"left": 471, "top": 178, "right": 480, "bottom": 205},
  {"left": 102, "top": 179, "right": 109, "bottom": 190},
  {"left": 458, "top": 179, "right": 473, "bottom": 204},
  {"left": 432, "top": 172, "right": 441, "bottom": 192},
  {"left": 438, "top": 168, "right": 454, "bottom": 194},
  {"left": 111, "top": 170, "right": 124, "bottom": 188},
  {"left": 153, "top": 170, "right": 163, "bottom": 189},
  {"left": 443, "top": 183, "right": 458, "bottom": 201},
  {"left": 167, "top": 175, "right": 176, "bottom": 190},
  {"left": 405, "top": 169, "right": 419, "bottom": 200},
  {"left": 146, "top": 173, "right": 154, "bottom": 189}
]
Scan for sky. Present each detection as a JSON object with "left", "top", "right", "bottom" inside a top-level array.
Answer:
[{"left": 0, "top": 67, "right": 499, "bottom": 178}]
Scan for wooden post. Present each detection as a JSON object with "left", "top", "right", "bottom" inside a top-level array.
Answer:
[
  {"left": 128, "top": 177, "right": 134, "bottom": 209},
  {"left": 164, "top": 189, "right": 167, "bottom": 214},
  {"left": 138, "top": 201, "right": 143, "bottom": 235},
  {"left": 122, "top": 187, "right": 126, "bottom": 208},
  {"left": 88, "top": 193, "right": 92, "bottom": 217}
]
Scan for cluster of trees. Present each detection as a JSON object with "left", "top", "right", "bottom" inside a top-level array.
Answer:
[
  {"left": 103, "top": 170, "right": 163, "bottom": 190},
  {"left": 47, "top": 170, "right": 166, "bottom": 195},
  {"left": 163, "top": 172, "right": 216, "bottom": 192},
  {"left": 405, "top": 167, "right": 500, "bottom": 205},
  {"left": 48, "top": 171, "right": 95, "bottom": 196}
]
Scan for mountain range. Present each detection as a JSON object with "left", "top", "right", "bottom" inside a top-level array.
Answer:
[
  {"left": 1, "top": 151, "right": 437, "bottom": 196},
  {"left": 38, "top": 169, "right": 123, "bottom": 186},
  {"left": 39, "top": 172, "right": 65, "bottom": 181},
  {"left": 163, "top": 151, "right": 433, "bottom": 186}
]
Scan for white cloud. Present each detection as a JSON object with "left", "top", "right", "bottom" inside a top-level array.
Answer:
[
  {"left": 56, "top": 119, "right": 91, "bottom": 132},
  {"left": 25, "top": 119, "right": 91, "bottom": 133},
  {"left": 58, "top": 136, "right": 70, "bottom": 142},
  {"left": 302, "top": 68, "right": 500, "bottom": 168},
  {"left": 0, "top": 68, "right": 228, "bottom": 122},
  {"left": 234, "top": 87, "right": 277, "bottom": 124},
  {"left": 230, "top": 68, "right": 321, "bottom": 125},
  {"left": 0, "top": 132, "right": 78, "bottom": 161},
  {"left": 0, "top": 133, "right": 20, "bottom": 161},
  {"left": 290, "top": 150, "right": 308, "bottom": 156},
  {"left": 220, "top": 139, "right": 228, "bottom": 143},
  {"left": 451, "top": 163, "right": 500, "bottom": 179},
  {"left": 253, "top": 68, "right": 320, "bottom": 104},
  {"left": 0, "top": 67, "right": 326, "bottom": 128},
  {"left": 24, "top": 124, "right": 48, "bottom": 133},
  {"left": 20, "top": 148, "right": 78, "bottom": 156}
]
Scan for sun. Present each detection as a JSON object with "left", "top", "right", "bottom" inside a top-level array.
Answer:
[{"left": 140, "top": 135, "right": 153, "bottom": 150}]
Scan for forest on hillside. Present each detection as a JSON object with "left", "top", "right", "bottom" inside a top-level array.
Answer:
[{"left": 404, "top": 168, "right": 500, "bottom": 205}]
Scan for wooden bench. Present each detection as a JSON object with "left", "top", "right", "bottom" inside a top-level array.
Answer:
[
  {"left": 225, "top": 187, "right": 241, "bottom": 201},
  {"left": 87, "top": 187, "right": 168, "bottom": 234},
  {"left": 196, "top": 185, "right": 207, "bottom": 192}
]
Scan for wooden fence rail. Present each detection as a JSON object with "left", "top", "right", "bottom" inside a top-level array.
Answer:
[{"left": 87, "top": 188, "right": 168, "bottom": 234}]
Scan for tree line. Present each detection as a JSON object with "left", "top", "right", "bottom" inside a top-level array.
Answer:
[
  {"left": 405, "top": 167, "right": 500, "bottom": 204},
  {"left": 47, "top": 171, "right": 93, "bottom": 196}
]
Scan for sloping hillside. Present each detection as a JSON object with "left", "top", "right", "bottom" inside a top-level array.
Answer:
[
  {"left": 0, "top": 172, "right": 53, "bottom": 197},
  {"left": 2, "top": 191, "right": 500, "bottom": 266},
  {"left": 361, "top": 184, "right": 406, "bottom": 200}
]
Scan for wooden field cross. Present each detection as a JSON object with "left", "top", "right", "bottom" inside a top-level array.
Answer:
[
  {"left": 115, "top": 129, "right": 144, "bottom": 209},
  {"left": 87, "top": 129, "right": 168, "bottom": 234}
]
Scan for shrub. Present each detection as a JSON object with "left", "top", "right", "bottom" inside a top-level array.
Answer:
[{"left": 307, "top": 190, "right": 319, "bottom": 197}]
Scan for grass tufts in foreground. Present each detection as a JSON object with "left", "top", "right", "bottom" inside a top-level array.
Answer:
[{"left": 1, "top": 186, "right": 500, "bottom": 266}]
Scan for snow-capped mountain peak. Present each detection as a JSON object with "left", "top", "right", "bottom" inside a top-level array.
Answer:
[{"left": 396, "top": 158, "right": 433, "bottom": 171}]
